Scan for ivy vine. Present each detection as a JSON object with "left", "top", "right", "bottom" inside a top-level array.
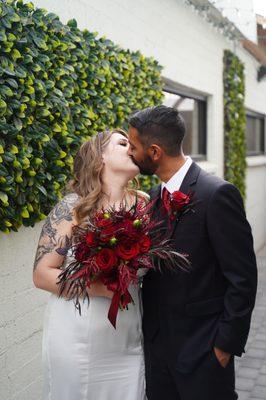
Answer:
[{"left": 223, "top": 49, "right": 246, "bottom": 200}]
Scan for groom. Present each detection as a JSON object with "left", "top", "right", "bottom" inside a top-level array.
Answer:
[{"left": 127, "top": 105, "right": 257, "bottom": 400}]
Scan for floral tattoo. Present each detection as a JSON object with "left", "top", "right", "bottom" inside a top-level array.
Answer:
[{"left": 33, "top": 193, "right": 78, "bottom": 270}]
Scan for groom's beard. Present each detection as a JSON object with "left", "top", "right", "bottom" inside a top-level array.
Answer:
[{"left": 130, "top": 155, "right": 157, "bottom": 176}]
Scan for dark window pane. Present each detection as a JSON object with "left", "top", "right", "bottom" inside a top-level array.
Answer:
[
  {"left": 163, "top": 90, "right": 206, "bottom": 159},
  {"left": 246, "top": 114, "right": 265, "bottom": 155}
]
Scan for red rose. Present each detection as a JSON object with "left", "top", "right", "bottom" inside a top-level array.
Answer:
[
  {"left": 116, "top": 242, "right": 140, "bottom": 260},
  {"left": 96, "top": 248, "right": 117, "bottom": 272},
  {"left": 171, "top": 191, "right": 191, "bottom": 212},
  {"left": 140, "top": 235, "right": 151, "bottom": 253},
  {"left": 75, "top": 243, "right": 90, "bottom": 262},
  {"left": 85, "top": 232, "right": 96, "bottom": 246}
]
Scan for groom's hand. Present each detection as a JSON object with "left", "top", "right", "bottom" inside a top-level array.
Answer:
[{"left": 213, "top": 347, "right": 231, "bottom": 368}]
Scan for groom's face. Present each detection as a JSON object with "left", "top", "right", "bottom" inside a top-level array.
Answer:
[{"left": 127, "top": 126, "right": 158, "bottom": 175}]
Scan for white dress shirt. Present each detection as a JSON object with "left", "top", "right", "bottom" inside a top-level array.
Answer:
[{"left": 161, "top": 156, "right": 193, "bottom": 196}]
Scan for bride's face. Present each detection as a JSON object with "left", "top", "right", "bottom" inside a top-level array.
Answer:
[{"left": 102, "top": 132, "right": 140, "bottom": 179}]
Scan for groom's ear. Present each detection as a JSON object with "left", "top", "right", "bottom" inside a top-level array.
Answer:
[{"left": 147, "top": 144, "right": 163, "bottom": 161}]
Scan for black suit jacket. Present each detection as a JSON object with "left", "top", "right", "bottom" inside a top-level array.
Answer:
[{"left": 142, "top": 162, "right": 257, "bottom": 373}]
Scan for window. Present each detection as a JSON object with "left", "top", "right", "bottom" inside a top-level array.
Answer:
[
  {"left": 246, "top": 111, "right": 265, "bottom": 156},
  {"left": 162, "top": 87, "right": 207, "bottom": 161}
]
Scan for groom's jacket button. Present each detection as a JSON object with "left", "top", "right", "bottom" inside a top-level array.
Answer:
[{"left": 185, "top": 296, "right": 224, "bottom": 317}]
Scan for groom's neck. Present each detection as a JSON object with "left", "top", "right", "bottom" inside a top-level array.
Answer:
[{"left": 156, "top": 154, "right": 187, "bottom": 183}]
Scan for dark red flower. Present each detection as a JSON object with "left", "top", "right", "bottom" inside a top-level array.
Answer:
[
  {"left": 75, "top": 243, "right": 90, "bottom": 262},
  {"left": 116, "top": 242, "right": 140, "bottom": 260},
  {"left": 85, "top": 232, "right": 96, "bottom": 246},
  {"left": 96, "top": 248, "right": 117, "bottom": 272},
  {"left": 140, "top": 235, "right": 151, "bottom": 252},
  {"left": 171, "top": 191, "right": 191, "bottom": 212},
  {"left": 97, "top": 216, "right": 113, "bottom": 228}
]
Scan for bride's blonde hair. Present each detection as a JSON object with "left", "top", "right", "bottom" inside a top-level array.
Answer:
[{"left": 69, "top": 129, "right": 138, "bottom": 226}]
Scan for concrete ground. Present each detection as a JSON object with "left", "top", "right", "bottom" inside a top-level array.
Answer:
[{"left": 235, "top": 246, "right": 266, "bottom": 400}]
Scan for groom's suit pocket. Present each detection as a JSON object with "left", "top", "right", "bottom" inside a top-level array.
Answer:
[{"left": 185, "top": 296, "right": 224, "bottom": 317}]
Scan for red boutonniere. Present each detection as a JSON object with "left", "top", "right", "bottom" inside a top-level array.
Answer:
[{"left": 162, "top": 188, "right": 195, "bottom": 221}]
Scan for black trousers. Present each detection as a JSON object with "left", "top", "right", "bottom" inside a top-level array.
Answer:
[{"left": 144, "top": 337, "right": 238, "bottom": 400}]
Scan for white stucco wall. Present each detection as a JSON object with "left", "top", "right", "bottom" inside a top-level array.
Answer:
[
  {"left": 239, "top": 47, "right": 266, "bottom": 251},
  {"left": 209, "top": 0, "right": 257, "bottom": 42},
  {"left": 1, "top": 1, "right": 265, "bottom": 399},
  {"left": 0, "top": 223, "right": 47, "bottom": 400}
]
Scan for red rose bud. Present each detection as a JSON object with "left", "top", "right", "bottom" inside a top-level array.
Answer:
[
  {"left": 85, "top": 232, "right": 96, "bottom": 246},
  {"left": 116, "top": 242, "right": 140, "bottom": 260},
  {"left": 96, "top": 248, "right": 117, "bottom": 272},
  {"left": 109, "top": 237, "right": 118, "bottom": 245},
  {"left": 133, "top": 219, "right": 142, "bottom": 228}
]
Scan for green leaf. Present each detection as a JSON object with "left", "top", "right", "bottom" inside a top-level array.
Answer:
[
  {"left": 21, "top": 208, "right": 30, "bottom": 218},
  {"left": 6, "top": 78, "right": 18, "bottom": 89},
  {"left": 0, "top": 192, "right": 8, "bottom": 204},
  {"left": 36, "top": 183, "right": 47, "bottom": 196},
  {"left": 2, "top": 16, "right": 12, "bottom": 29},
  {"left": 14, "top": 117, "right": 22, "bottom": 131},
  {"left": 0, "top": 31, "right": 7, "bottom": 42},
  {"left": 67, "top": 19, "right": 77, "bottom": 28},
  {"left": 31, "top": 34, "right": 48, "bottom": 50},
  {"left": 0, "top": 85, "right": 13, "bottom": 97}
]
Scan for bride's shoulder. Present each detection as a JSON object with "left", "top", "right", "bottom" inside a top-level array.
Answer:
[
  {"left": 61, "top": 192, "right": 80, "bottom": 207},
  {"left": 47, "top": 192, "right": 80, "bottom": 225}
]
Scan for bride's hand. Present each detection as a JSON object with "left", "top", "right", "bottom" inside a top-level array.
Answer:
[{"left": 86, "top": 280, "right": 114, "bottom": 299}]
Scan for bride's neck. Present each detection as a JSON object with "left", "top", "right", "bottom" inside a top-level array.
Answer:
[{"left": 101, "top": 173, "right": 129, "bottom": 205}]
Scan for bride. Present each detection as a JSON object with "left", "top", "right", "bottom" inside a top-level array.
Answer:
[{"left": 33, "top": 129, "right": 147, "bottom": 400}]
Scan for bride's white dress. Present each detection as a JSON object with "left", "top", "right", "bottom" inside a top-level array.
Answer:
[{"left": 42, "top": 256, "right": 146, "bottom": 400}]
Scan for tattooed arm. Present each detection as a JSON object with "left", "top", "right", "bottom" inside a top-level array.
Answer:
[
  {"left": 33, "top": 193, "right": 113, "bottom": 299},
  {"left": 33, "top": 193, "right": 79, "bottom": 296}
]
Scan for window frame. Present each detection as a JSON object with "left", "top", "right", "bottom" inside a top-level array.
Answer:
[
  {"left": 246, "top": 109, "right": 265, "bottom": 157},
  {"left": 163, "top": 82, "right": 207, "bottom": 162}
]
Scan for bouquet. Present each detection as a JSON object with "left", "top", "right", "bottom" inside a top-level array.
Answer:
[{"left": 57, "top": 200, "right": 188, "bottom": 328}]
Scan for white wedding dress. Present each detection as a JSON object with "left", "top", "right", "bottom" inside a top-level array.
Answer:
[{"left": 42, "top": 254, "right": 146, "bottom": 400}]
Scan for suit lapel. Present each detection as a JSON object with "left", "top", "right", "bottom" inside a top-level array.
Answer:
[
  {"left": 169, "top": 162, "right": 201, "bottom": 238},
  {"left": 149, "top": 184, "right": 161, "bottom": 202}
]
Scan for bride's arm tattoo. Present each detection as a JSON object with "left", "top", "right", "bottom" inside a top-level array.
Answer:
[{"left": 33, "top": 194, "right": 78, "bottom": 270}]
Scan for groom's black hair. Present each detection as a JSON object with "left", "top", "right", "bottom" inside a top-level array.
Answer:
[{"left": 128, "top": 105, "right": 186, "bottom": 156}]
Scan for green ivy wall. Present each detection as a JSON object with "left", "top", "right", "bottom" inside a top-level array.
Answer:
[
  {"left": 223, "top": 49, "right": 246, "bottom": 200},
  {"left": 0, "top": 0, "right": 163, "bottom": 233}
]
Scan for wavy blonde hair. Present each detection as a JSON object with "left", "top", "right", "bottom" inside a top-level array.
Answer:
[{"left": 69, "top": 129, "right": 138, "bottom": 226}]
